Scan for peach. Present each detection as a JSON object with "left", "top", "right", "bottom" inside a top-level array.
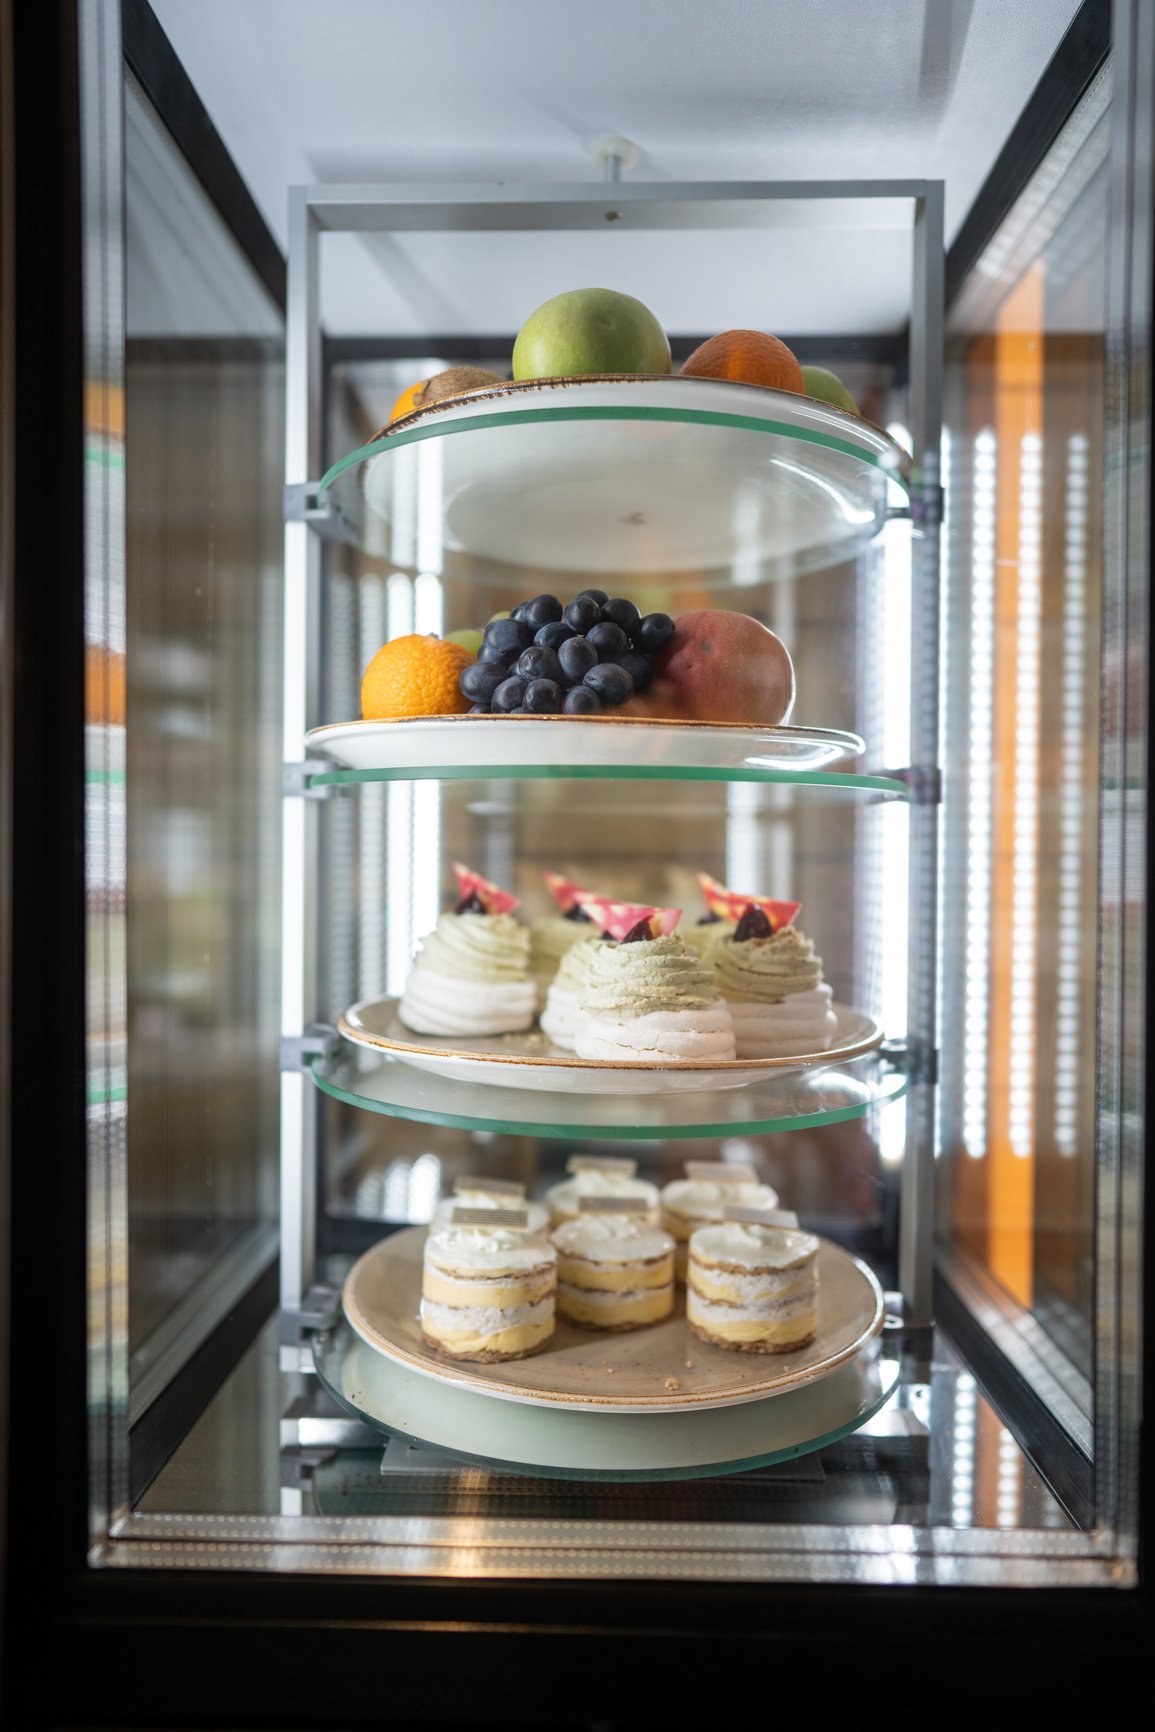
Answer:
[{"left": 648, "top": 610, "right": 795, "bottom": 725}]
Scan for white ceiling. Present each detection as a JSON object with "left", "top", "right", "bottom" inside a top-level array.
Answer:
[{"left": 151, "top": 0, "right": 1083, "bottom": 336}]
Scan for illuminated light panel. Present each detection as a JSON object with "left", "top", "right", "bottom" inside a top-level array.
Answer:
[
  {"left": 414, "top": 571, "right": 444, "bottom": 635},
  {"left": 963, "top": 431, "right": 996, "bottom": 1157},
  {"left": 996, "top": 1427, "right": 1022, "bottom": 1528},
  {"left": 385, "top": 574, "right": 416, "bottom": 996},
  {"left": 358, "top": 577, "right": 387, "bottom": 997},
  {"left": 951, "top": 1373, "right": 977, "bottom": 1527},
  {"left": 1009, "top": 433, "right": 1043, "bottom": 1159},
  {"left": 1053, "top": 434, "right": 1088, "bottom": 1157},
  {"left": 416, "top": 437, "right": 444, "bottom": 575}
]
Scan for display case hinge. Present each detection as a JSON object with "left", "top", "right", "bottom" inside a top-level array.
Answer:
[
  {"left": 880, "top": 1036, "right": 938, "bottom": 1086},
  {"left": 283, "top": 481, "right": 357, "bottom": 543},
  {"left": 280, "top": 1022, "right": 339, "bottom": 1073},
  {"left": 278, "top": 1285, "right": 342, "bottom": 1346},
  {"left": 282, "top": 759, "right": 333, "bottom": 798},
  {"left": 879, "top": 763, "right": 941, "bottom": 804}
]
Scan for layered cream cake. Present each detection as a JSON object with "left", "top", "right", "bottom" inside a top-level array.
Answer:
[
  {"left": 398, "top": 864, "right": 535, "bottom": 1037},
  {"left": 686, "top": 1211, "right": 819, "bottom": 1353},
  {"left": 552, "top": 1203, "right": 675, "bottom": 1331},
  {"left": 711, "top": 905, "right": 837, "bottom": 1058},
  {"left": 661, "top": 1163, "right": 781, "bottom": 1281},
  {"left": 571, "top": 900, "right": 736, "bottom": 1064},
  {"left": 419, "top": 1210, "right": 556, "bottom": 1361},
  {"left": 432, "top": 1177, "right": 548, "bottom": 1234},
  {"left": 545, "top": 1156, "right": 660, "bottom": 1227}
]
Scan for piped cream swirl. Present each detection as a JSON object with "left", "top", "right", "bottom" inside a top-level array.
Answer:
[
  {"left": 579, "top": 934, "right": 719, "bottom": 1019},
  {"left": 414, "top": 911, "right": 530, "bottom": 983},
  {"left": 711, "top": 926, "right": 825, "bottom": 1004}
]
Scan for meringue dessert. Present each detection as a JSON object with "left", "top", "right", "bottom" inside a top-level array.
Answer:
[
  {"left": 680, "top": 912, "right": 736, "bottom": 961},
  {"left": 529, "top": 870, "right": 600, "bottom": 1011},
  {"left": 398, "top": 863, "right": 535, "bottom": 1037},
  {"left": 684, "top": 872, "right": 799, "bottom": 962},
  {"left": 539, "top": 932, "right": 597, "bottom": 1050},
  {"left": 420, "top": 1213, "right": 557, "bottom": 1362},
  {"left": 572, "top": 906, "right": 736, "bottom": 1064},
  {"left": 711, "top": 904, "right": 837, "bottom": 1058},
  {"left": 552, "top": 1207, "right": 675, "bottom": 1331},
  {"left": 660, "top": 1163, "right": 781, "bottom": 1282},
  {"left": 432, "top": 1177, "right": 548, "bottom": 1234},
  {"left": 686, "top": 1214, "right": 819, "bottom": 1354},
  {"left": 545, "top": 1157, "right": 659, "bottom": 1227}
]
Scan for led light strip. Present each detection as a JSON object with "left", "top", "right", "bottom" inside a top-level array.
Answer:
[
  {"left": 951, "top": 1371, "right": 977, "bottom": 1528},
  {"left": 1009, "top": 432, "right": 1043, "bottom": 1160},
  {"left": 1053, "top": 434, "right": 1088, "bottom": 1157},
  {"left": 386, "top": 574, "right": 415, "bottom": 996},
  {"left": 963, "top": 430, "right": 996, "bottom": 1157}
]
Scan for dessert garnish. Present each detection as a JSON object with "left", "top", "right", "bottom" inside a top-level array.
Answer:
[
  {"left": 620, "top": 918, "right": 656, "bottom": 943},
  {"left": 697, "top": 911, "right": 725, "bottom": 926},
  {"left": 697, "top": 871, "right": 800, "bottom": 930},
  {"left": 451, "top": 861, "right": 520, "bottom": 915},
  {"left": 543, "top": 869, "right": 594, "bottom": 913},
  {"left": 734, "top": 904, "right": 773, "bottom": 942},
  {"left": 565, "top": 904, "right": 593, "bottom": 922},
  {"left": 574, "top": 894, "right": 681, "bottom": 942}
]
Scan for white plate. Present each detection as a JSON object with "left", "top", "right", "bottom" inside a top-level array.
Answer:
[
  {"left": 339, "top": 998, "right": 884, "bottom": 1094},
  {"left": 305, "top": 714, "right": 867, "bottom": 776},
  {"left": 318, "top": 1328, "right": 898, "bottom": 1478},
  {"left": 341, "top": 1227, "right": 886, "bottom": 1416}
]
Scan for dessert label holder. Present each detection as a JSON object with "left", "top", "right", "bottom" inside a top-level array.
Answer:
[
  {"left": 450, "top": 1206, "right": 530, "bottom": 1229},
  {"left": 577, "top": 1195, "right": 655, "bottom": 1216},
  {"left": 722, "top": 1206, "right": 801, "bottom": 1229},
  {"left": 567, "top": 1155, "right": 637, "bottom": 1175},
  {"left": 683, "top": 1162, "right": 759, "bottom": 1184},
  {"left": 453, "top": 1176, "right": 526, "bottom": 1198}
]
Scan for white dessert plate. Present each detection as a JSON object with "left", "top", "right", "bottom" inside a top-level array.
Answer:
[
  {"left": 305, "top": 715, "right": 867, "bottom": 777},
  {"left": 342, "top": 1227, "right": 886, "bottom": 1416},
  {"left": 339, "top": 998, "right": 883, "bottom": 1093},
  {"left": 319, "top": 1326, "right": 899, "bottom": 1478}
]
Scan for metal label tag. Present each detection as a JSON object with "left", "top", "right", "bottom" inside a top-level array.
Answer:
[
  {"left": 453, "top": 1176, "right": 526, "bottom": 1198},
  {"left": 722, "top": 1206, "right": 800, "bottom": 1229},
  {"left": 450, "top": 1207, "right": 530, "bottom": 1229},
  {"left": 567, "top": 1155, "right": 637, "bottom": 1176},
  {"left": 577, "top": 1195, "right": 653, "bottom": 1215}
]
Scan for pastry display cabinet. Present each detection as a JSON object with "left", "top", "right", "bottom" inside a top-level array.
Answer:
[{"left": 3, "top": 0, "right": 1150, "bottom": 1716}]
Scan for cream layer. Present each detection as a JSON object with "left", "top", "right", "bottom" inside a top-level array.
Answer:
[
  {"left": 686, "top": 1286, "right": 817, "bottom": 1326},
  {"left": 421, "top": 1267, "right": 555, "bottom": 1309},
  {"left": 688, "top": 1263, "right": 815, "bottom": 1308},
  {"left": 556, "top": 1281, "right": 674, "bottom": 1329},
  {"left": 689, "top": 1221, "right": 819, "bottom": 1270},
  {"left": 540, "top": 984, "right": 584, "bottom": 1050},
  {"left": 423, "top": 1225, "right": 557, "bottom": 1279},
  {"left": 574, "top": 1002, "right": 736, "bottom": 1063},
  {"left": 728, "top": 989, "right": 837, "bottom": 1058},
  {"left": 399, "top": 968, "right": 536, "bottom": 1036},
  {"left": 420, "top": 1296, "right": 554, "bottom": 1340},
  {"left": 661, "top": 1179, "right": 780, "bottom": 1238}
]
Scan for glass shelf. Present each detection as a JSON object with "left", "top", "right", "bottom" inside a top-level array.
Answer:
[
  {"left": 311, "top": 1047, "right": 909, "bottom": 1141},
  {"left": 315, "top": 377, "right": 910, "bottom": 573}
]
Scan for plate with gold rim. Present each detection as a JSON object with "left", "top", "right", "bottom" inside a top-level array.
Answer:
[
  {"left": 339, "top": 997, "right": 884, "bottom": 1094},
  {"left": 342, "top": 1227, "right": 886, "bottom": 1416}
]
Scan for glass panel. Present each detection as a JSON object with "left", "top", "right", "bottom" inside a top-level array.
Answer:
[
  {"left": 939, "top": 72, "right": 1109, "bottom": 1416},
  {"left": 121, "top": 76, "right": 283, "bottom": 1415}
]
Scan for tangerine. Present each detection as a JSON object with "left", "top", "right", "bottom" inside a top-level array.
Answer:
[
  {"left": 681, "top": 330, "right": 805, "bottom": 394},
  {"left": 387, "top": 379, "right": 427, "bottom": 423},
  {"left": 361, "top": 634, "right": 474, "bottom": 719}
]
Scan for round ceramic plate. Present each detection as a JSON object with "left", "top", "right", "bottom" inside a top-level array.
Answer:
[
  {"left": 316, "top": 1324, "right": 899, "bottom": 1479},
  {"left": 305, "top": 715, "right": 868, "bottom": 777},
  {"left": 338, "top": 998, "right": 883, "bottom": 1094},
  {"left": 342, "top": 1228, "right": 885, "bottom": 1415}
]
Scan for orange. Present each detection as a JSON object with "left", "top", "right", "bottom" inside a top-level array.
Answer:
[
  {"left": 388, "top": 379, "right": 428, "bottom": 423},
  {"left": 361, "top": 634, "right": 474, "bottom": 719},
  {"left": 681, "top": 330, "right": 805, "bottom": 394}
]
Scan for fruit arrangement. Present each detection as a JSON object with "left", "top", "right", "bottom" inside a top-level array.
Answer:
[{"left": 460, "top": 590, "right": 676, "bottom": 716}]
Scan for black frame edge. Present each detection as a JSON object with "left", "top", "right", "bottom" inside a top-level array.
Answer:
[{"left": 120, "top": 0, "right": 285, "bottom": 312}]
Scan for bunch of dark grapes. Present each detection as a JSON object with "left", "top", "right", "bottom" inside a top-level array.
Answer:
[{"left": 459, "top": 590, "right": 675, "bottom": 715}]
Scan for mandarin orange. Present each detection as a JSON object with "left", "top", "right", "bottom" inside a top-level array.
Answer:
[
  {"left": 681, "top": 330, "right": 805, "bottom": 394},
  {"left": 361, "top": 634, "right": 474, "bottom": 720}
]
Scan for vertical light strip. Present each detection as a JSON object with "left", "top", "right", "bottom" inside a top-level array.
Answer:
[
  {"left": 358, "top": 576, "right": 386, "bottom": 998},
  {"left": 724, "top": 781, "right": 761, "bottom": 895},
  {"left": 951, "top": 1371, "right": 977, "bottom": 1527},
  {"left": 414, "top": 571, "right": 444, "bottom": 635},
  {"left": 996, "top": 1426, "right": 1022, "bottom": 1528},
  {"left": 1053, "top": 433, "right": 1088, "bottom": 1156},
  {"left": 385, "top": 574, "right": 415, "bottom": 996},
  {"left": 963, "top": 429, "right": 997, "bottom": 1157},
  {"left": 1008, "top": 432, "right": 1043, "bottom": 1159}
]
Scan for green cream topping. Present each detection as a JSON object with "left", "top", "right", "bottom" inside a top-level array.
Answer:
[
  {"left": 579, "top": 934, "right": 719, "bottom": 1018},
  {"left": 417, "top": 912, "right": 530, "bottom": 983},
  {"left": 711, "top": 926, "right": 824, "bottom": 1004},
  {"left": 681, "top": 918, "right": 737, "bottom": 960},
  {"left": 552, "top": 934, "right": 598, "bottom": 993},
  {"left": 530, "top": 914, "right": 596, "bottom": 975}
]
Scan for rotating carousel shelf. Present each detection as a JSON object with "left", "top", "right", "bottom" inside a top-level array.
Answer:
[
  {"left": 311, "top": 1046, "right": 909, "bottom": 1141},
  {"left": 315, "top": 376, "right": 910, "bottom": 573}
]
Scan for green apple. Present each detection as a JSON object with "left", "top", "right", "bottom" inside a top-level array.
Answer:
[
  {"left": 800, "top": 365, "right": 858, "bottom": 415},
  {"left": 512, "top": 288, "right": 671, "bottom": 380},
  {"left": 446, "top": 628, "right": 484, "bottom": 656}
]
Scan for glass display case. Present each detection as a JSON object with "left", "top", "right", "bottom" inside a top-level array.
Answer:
[{"left": 2, "top": 0, "right": 1149, "bottom": 1719}]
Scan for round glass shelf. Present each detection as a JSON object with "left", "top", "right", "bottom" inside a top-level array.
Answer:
[
  {"left": 311, "top": 1047, "right": 908, "bottom": 1141},
  {"left": 316, "top": 376, "right": 910, "bottom": 573},
  {"left": 305, "top": 716, "right": 909, "bottom": 796},
  {"left": 312, "top": 1322, "right": 901, "bottom": 1482}
]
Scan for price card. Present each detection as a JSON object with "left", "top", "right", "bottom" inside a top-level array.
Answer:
[
  {"left": 683, "top": 1161, "right": 759, "bottom": 1184},
  {"left": 451, "top": 1207, "right": 530, "bottom": 1229},
  {"left": 453, "top": 1176, "right": 526, "bottom": 1198},
  {"left": 722, "top": 1206, "right": 800, "bottom": 1229},
  {"left": 577, "top": 1195, "right": 653, "bottom": 1215},
  {"left": 567, "top": 1155, "right": 637, "bottom": 1176}
]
